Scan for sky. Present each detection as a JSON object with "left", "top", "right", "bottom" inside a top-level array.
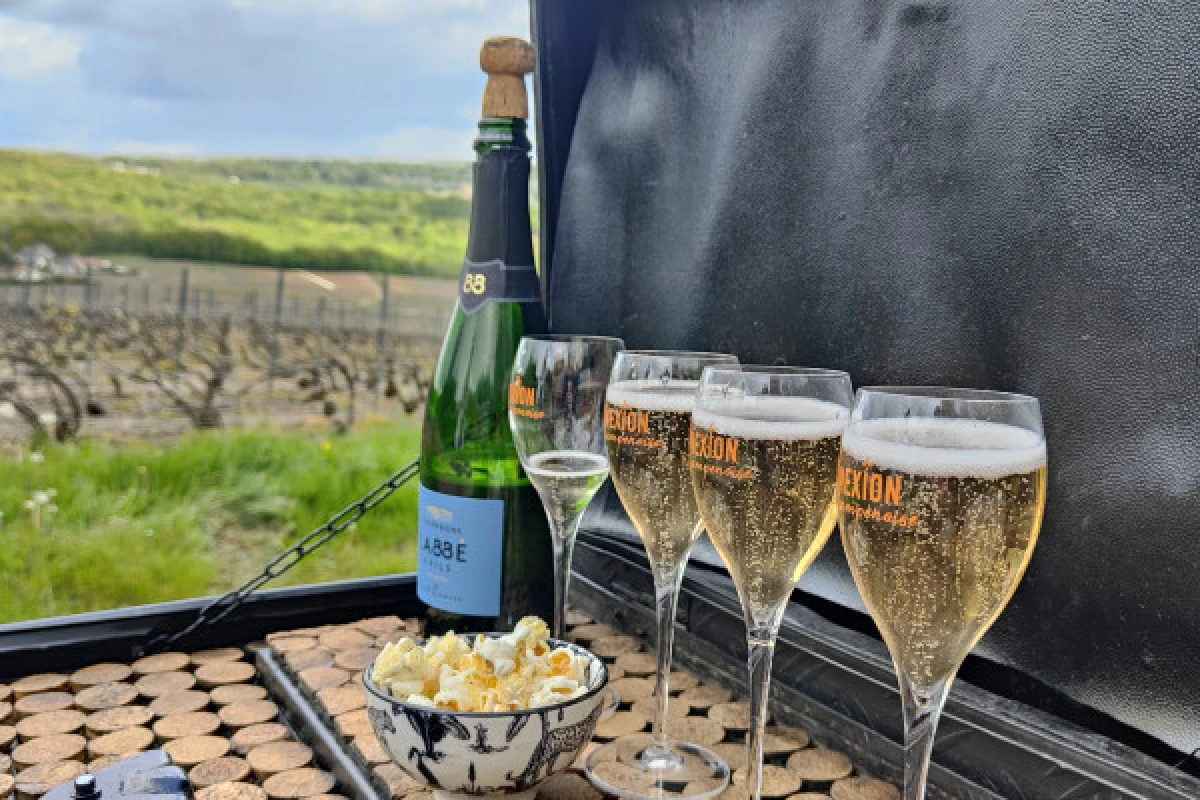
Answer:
[{"left": 0, "top": 0, "right": 531, "bottom": 160}]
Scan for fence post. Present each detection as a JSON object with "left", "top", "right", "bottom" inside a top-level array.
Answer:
[
  {"left": 267, "top": 268, "right": 285, "bottom": 402},
  {"left": 175, "top": 267, "right": 189, "bottom": 362},
  {"left": 84, "top": 268, "right": 95, "bottom": 380},
  {"left": 375, "top": 273, "right": 390, "bottom": 411}
]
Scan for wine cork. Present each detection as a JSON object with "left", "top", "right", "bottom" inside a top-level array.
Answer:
[
  {"left": 283, "top": 650, "right": 334, "bottom": 673},
  {"left": 732, "top": 766, "right": 804, "bottom": 798},
  {"left": 567, "top": 624, "right": 616, "bottom": 643},
  {"left": 536, "top": 772, "right": 602, "bottom": 800},
  {"left": 163, "top": 735, "right": 231, "bottom": 767},
  {"left": 136, "top": 671, "right": 196, "bottom": 698},
  {"left": 565, "top": 610, "right": 593, "bottom": 627},
  {"left": 608, "top": 677, "right": 653, "bottom": 703},
  {"left": 85, "top": 706, "right": 154, "bottom": 736},
  {"left": 352, "top": 616, "right": 402, "bottom": 636},
  {"left": 0, "top": 773, "right": 13, "bottom": 800},
  {"left": 786, "top": 748, "right": 854, "bottom": 783},
  {"left": 376, "top": 764, "right": 422, "bottom": 798},
  {"left": 0, "top": 751, "right": 12, "bottom": 773},
  {"left": 190, "top": 757, "right": 252, "bottom": 789},
  {"left": 668, "top": 670, "right": 701, "bottom": 693},
  {"left": 299, "top": 668, "right": 349, "bottom": 693},
  {"left": 14, "top": 760, "right": 85, "bottom": 800},
  {"left": 87, "top": 756, "right": 125, "bottom": 772},
  {"left": 153, "top": 711, "right": 222, "bottom": 741},
  {"left": 133, "top": 653, "right": 191, "bottom": 675},
  {"left": 11, "top": 675, "right": 67, "bottom": 699},
  {"left": 664, "top": 715, "right": 725, "bottom": 747},
  {"left": 592, "top": 711, "right": 646, "bottom": 741},
  {"left": 590, "top": 637, "right": 642, "bottom": 660},
  {"left": 218, "top": 701, "right": 279, "bottom": 729},
  {"left": 69, "top": 664, "right": 132, "bottom": 692},
  {"left": 0, "top": 724, "right": 16, "bottom": 749},
  {"left": 12, "top": 734, "right": 87, "bottom": 769},
  {"left": 710, "top": 742, "right": 748, "bottom": 772},
  {"left": 351, "top": 735, "right": 388, "bottom": 765},
  {"left": 315, "top": 687, "right": 362, "bottom": 717},
  {"left": 317, "top": 629, "right": 370, "bottom": 653},
  {"left": 764, "top": 725, "right": 810, "bottom": 754},
  {"left": 268, "top": 638, "right": 316, "bottom": 655},
  {"left": 333, "top": 649, "right": 378, "bottom": 673},
  {"left": 479, "top": 37, "right": 534, "bottom": 120},
  {"left": 262, "top": 768, "right": 335, "bottom": 799},
  {"left": 333, "top": 710, "right": 372, "bottom": 739},
  {"left": 830, "top": 777, "right": 901, "bottom": 800},
  {"left": 196, "top": 783, "right": 268, "bottom": 800},
  {"left": 15, "top": 709, "right": 86, "bottom": 740},
  {"left": 14, "top": 693, "right": 73, "bottom": 720},
  {"left": 195, "top": 662, "right": 256, "bottom": 689},
  {"left": 0, "top": 701, "right": 11, "bottom": 723},
  {"left": 587, "top": 760, "right": 655, "bottom": 794},
  {"left": 613, "top": 652, "right": 657, "bottom": 676},
  {"left": 87, "top": 726, "right": 153, "bottom": 759},
  {"left": 191, "top": 648, "right": 245, "bottom": 666},
  {"left": 708, "top": 701, "right": 757, "bottom": 731},
  {"left": 679, "top": 684, "right": 733, "bottom": 710},
  {"left": 231, "top": 723, "right": 289, "bottom": 756},
  {"left": 247, "top": 742, "right": 313, "bottom": 779},
  {"left": 150, "top": 689, "right": 210, "bottom": 717},
  {"left": 629, "top": 696, "right": 690, "bottom": 720},
  {"left": 76, "top": 682, "right": 138, "bottom": 712},
  {"left": 211, "top": 684, "right": 268, "bottom": 706}
]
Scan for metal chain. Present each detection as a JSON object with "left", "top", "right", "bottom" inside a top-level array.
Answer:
[{"left": 136, "top": 458, "right": 420, "bottom": 657}]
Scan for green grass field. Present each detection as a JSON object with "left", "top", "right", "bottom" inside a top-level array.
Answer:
[
  {"left": 0, "top": 416, "right": 422, "bottom": 624},
  {"left": 0, "top": 150, "right": 471, "bottom": 277}
]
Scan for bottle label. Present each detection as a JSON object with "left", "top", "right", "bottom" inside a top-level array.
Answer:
[
  {"left": 458, "top": 258, "right": 541, "bottom": 314},
  {"left": 416, "top": 484, "right": 504, "bottom": 616}
]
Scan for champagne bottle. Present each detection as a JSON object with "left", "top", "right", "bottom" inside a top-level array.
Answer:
[{"left": 417, "top": 37, "right": 553, "bottom": 634}]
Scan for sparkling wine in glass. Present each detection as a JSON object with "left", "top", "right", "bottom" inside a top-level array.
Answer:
[
  {"left": 508, "top": 334, "right": 624, "bottom": 638},
  {"left": 690, "top": 366, "right": 852, "bottom": 800}
]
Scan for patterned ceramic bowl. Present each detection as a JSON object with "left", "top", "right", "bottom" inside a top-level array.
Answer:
[{"left": 363, "top": 637, "right": 609, "bottom": 800}]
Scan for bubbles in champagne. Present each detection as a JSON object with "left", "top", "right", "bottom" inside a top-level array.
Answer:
[
  {"left": 691, "top": 397, "right": 847, "bottom": 625},
  {"left": 839, "top": 418, "right": 1047, "bottom": 689},
  {"left": 524, "top": 450, "right": 609, "bottom": 536},
  {"left": 605, "top": 381, "right": 703, "bottom": 574}
]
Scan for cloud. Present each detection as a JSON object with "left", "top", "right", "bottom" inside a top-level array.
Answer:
[
  {"left": 0, "top": 0, "right": 531, "bottom": 157},
  {"left": 0, "top": 16, "right": 83, "bottom": 80}
]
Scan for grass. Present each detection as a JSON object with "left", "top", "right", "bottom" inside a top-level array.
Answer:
[
  {"left": 0, "top": 149, "right": 471, "bottom": 277},
  {"left": 0, "top": 417, "right": 423, "bottom": 624}
]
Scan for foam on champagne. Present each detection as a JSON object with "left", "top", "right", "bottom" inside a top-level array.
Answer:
[
  {"left": 605, "top": 380, "right": 699, "bottom": 412},
  {"left": 842, "top": 418, "right": 1047, "bottom": 479},
  {"left": 692, "top": 396, "right": 847, "bottom": 441}
]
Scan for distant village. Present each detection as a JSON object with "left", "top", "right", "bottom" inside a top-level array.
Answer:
[{"left": 0, "top": 243, "right": 136, "bottom": 283}]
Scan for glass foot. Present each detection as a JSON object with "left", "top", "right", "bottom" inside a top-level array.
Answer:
[
  {"left": 599, "top": 687, "right": 622, "bottom": 719},
  {"left": 585, "top": 734, "right": 729, "bottom": 800}
]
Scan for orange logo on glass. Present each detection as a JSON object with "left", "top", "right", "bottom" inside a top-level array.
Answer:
[
  {"left": 508, "top": 379, "right": 544, "bottom": 419},
  {"left": 690, "top": 427, "right": 753, "bottom": 481},
  {"left": 838, "top": 459, "right": 918, "bottom": 527},
  {"left": 604, "top": 406, "right": 661, "bottom": 448}
]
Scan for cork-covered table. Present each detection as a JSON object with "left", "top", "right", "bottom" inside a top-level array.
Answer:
[{"left": 0, "top": 612, "right": 899, "bottom": 800}]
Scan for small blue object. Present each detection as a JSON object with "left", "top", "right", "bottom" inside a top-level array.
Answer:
[
  {"left": 44, "top": 751, "right": 189, "bottom": 800},
  {"left": 416, "top": 484, "right": 504, "bottom": 616}
]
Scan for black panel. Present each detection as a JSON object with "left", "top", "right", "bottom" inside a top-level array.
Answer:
[{"left": 537, "top": 0, "right": 1200, "bottom": 762}]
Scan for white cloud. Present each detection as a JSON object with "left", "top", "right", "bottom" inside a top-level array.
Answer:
[
  {"left": 365, "top": 125, "right": 476, "bottom": 161},
  {"left": 0, "top": 16, "right": 83, "bottom": 81}
]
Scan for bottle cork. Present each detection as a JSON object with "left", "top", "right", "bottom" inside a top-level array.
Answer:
[{"left": 480, "top": 36, "right": 534, "bottom": 120}]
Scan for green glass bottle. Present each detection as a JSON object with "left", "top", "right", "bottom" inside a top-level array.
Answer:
[{"left": 417, "top": 38, "right": 553, "bottom": 634}]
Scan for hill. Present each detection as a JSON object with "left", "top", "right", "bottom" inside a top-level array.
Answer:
[{"left": 0, "top": 150, "right": 473, "bottom": 277}]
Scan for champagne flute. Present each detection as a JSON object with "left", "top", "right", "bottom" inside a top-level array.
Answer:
[
  {"left": 690, "top": 366, "right": 852, "bottom": 800},
  {"left": 838, "top": 387, "right": 1047, "bottom": 799},
  {"left": 586, "top": 350, "right": 737, "bottom": 800},
  {"left": 509, "top": 334, "right": 625, "bottom": 639}
]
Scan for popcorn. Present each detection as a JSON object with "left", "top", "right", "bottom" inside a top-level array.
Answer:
[{"left": 372, "top": 616, "right": 592, "bottom": 712}]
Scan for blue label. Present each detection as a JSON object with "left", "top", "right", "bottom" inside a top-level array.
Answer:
[{"left": 416, "top": 484, "right": 504, "bottom": 616}]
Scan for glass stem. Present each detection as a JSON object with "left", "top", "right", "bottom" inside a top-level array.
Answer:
[
  {"left": 898, "top": 674, "right": 950, "bottom": 800},
  {"left": 643, "top": 561, "right": 685, "bottom": 765},
  {"left": 744, "top": 623, "right": 778, "bottom": 800},
  {"left": 544, "top": 505, "right": 582, "bottom": 641}
]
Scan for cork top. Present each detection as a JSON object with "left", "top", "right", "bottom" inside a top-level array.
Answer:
[{"left": 480, "top": 36, "right": 534, "bottom": 120}]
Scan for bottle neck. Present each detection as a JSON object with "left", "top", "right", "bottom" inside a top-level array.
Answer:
[{"left": 466, "top": 118, "right": 534, "bottom": 268}]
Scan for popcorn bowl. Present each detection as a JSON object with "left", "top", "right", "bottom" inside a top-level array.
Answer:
[{"left": 363, "top": 637, "right": 609, "bottom": 800}]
